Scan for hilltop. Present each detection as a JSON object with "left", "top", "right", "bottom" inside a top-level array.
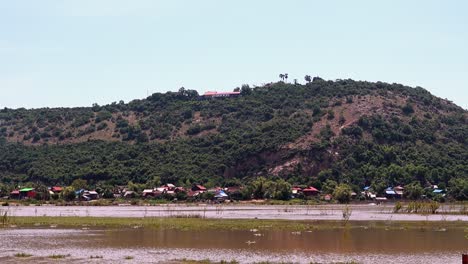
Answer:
[{"left": 0, "top": 78, "right": 467, "bottom": 199}]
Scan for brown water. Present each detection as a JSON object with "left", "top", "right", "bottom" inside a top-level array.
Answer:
[{"left": 0, "top": 226, "right": 467, "bottom": 263}]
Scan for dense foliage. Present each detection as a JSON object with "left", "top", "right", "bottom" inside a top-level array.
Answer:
[{"left": 0, "top": 78, "right": 467, "bottom": 200}]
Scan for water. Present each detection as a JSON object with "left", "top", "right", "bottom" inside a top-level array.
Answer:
[{"left": 0, "top": 225, "right": 466, "bottom": 263}]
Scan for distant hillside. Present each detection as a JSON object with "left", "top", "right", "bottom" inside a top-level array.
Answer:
[{"left": 0, "top": 78, "right": 467, "bottom": 199}]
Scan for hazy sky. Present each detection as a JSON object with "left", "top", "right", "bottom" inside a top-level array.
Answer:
[{"left": 1, "top": 0, "right": 467, "bottom": 109}]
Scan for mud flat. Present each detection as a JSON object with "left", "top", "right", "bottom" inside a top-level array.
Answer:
[{"left": 4, "top": 204, "right": 468, "bottom": 221}]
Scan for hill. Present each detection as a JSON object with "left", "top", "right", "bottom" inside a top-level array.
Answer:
[{"left": 0, "top": 78, "right": 467, "bottom": 199}]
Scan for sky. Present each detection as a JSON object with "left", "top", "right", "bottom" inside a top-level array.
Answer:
[{"left": 0, "top": 0, "right": 467, "bottom": 109}]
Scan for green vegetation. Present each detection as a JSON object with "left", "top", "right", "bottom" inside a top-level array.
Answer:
[
  {"left": 14, "top": 252, "right": 32, "bottom": 258},
  {"left": 0, "top": 78, "right": 466, "bottom": 200},
  {"left": 6, "top": 216, "right": 467, "bottom": 231},
  {"left": 48, "top": 254, "right": 70, "bottom": 259}
]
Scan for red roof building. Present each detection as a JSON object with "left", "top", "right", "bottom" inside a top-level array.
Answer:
[
  {"left": 302, "top": 186, "right": 320, "bottom": 196},
  {"left": 192, "top": 185, "right": 207, "bottom": 192},
  {"left": 203, "top": 91, "right": 241, "bottom": 98},
  {"left": 51, "top": 186, "right": 63, "bottom": 193}
]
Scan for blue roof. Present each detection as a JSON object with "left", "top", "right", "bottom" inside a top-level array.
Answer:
[
  {"left": 215, "top": 190, "right": 228, "bottom": 198},
  {"left": 386, "top": 187, "right": 393, "bottom": 191},
  {"left": 385, "top": 190, "right": 396, "bottom": 195},
  {"left": 363, "top": 186, "right": 370, "bottom": 190},
  {"left": 433, "top": 189, "right": 444, "bottom": 193}
]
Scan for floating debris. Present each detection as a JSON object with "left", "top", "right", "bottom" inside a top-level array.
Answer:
[{"left": 246, "top": 240, "right": 256, "bottom": 245}]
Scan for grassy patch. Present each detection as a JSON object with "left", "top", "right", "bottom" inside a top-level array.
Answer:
[
  {"left": 173, "top": 260, "right": 239, "bottom": 264},
  {"left": 6, "top": 216, "right": 467, "bottom": 232},
  {"left": 124, "top": 256, "right": 134, "bottom": 260},
  {"left": 48, "top": 254, "right": 70, "bottom": 259},
  {"left": 14, "top": 252, "right": 32, "bottom": 258}
]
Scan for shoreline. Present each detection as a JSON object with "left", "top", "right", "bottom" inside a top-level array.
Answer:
[{"left": 2, "top": 204, "right": 467, "bottom": 222}]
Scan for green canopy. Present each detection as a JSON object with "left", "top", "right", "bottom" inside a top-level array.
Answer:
[{"left": 19, "top": 188, "right": 34, "bottom": 192}]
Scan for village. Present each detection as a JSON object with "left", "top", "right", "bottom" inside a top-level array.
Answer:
[{"left": 2, "top": 182, "right": 446, "bottom": 204}]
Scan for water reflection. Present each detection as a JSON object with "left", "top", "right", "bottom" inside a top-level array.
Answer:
[{"left": 97, "top": 227, "right": 466, "bottom": 253}]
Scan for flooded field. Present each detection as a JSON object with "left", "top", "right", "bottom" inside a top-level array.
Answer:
[
  {"left": 0, "top": 224, "right": 466, "bottom": 263},
  {"left": 5, "top": 204, "right": 468, "bottom": 221}
]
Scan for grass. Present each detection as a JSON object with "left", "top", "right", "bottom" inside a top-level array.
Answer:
[
  {"left": 14, "top": 252, "right": 32, "bottom": 258},
  {"left": 48, "top": 254, "right": 70, "bottom": 259},
  {"left": 174, "top": 260, "right": 239, "bottom": 264},
  {"left": 124, "top": 256, "right": 134, "bottom": 260},
  {"left": 5, "top": 216, "right": 467, "bottom": 232}
]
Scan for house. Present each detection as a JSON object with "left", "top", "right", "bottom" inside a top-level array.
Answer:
[
  {"left": 385, "top": 187, "right": 397, "bottom": 198},
  {"left": 19, "top": 188, "right": 36, "bottom": 199},
  {"left": 51, "top": 186, "right": 63, "bottom": 193},
  {"left": 142, "top": 189, "right": 155, "bottom": 198},
  {"left": 323, "top": 194, "right": 332, "bottom": 201},
  {"left": 10, "top": 190, "right": 20, "bottom": 199},
  {"left": 123, "top": 190, "right": 135, "bottom": 198},
  {"left": 163, "top": 184, "right": 176, "bottom": 190},
  {"left": 291, "top": 187, "right": 302, "bottom": 195},
  {"left": 192, "top": 185, "right": 207, "bottom": 192},
  {"left": 362, "top": 186, "right": 376, "bottom": 199},
  {"left": 87, "top": 191, "right": 99, "bottom": 200},
  {"left": 224, "top": 186, "right": 241, "bottom": 194},
  {"left": 202, "top": 91, "right": 241, "bottom": 99},
  {"left": 394, "top": 186, "right": 404, "bottom": 197},
  {"left": 302, "top": 186, "right": 320, "bottom": 196},
  {"left": 214, "top": 190, "right": 229, "bottom": 201}
]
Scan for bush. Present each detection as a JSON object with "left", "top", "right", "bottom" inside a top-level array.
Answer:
[
  {"left": 393, "top": 201, "right": 402, "bottom": 213},
  {"left": 333, "top": 184, "right": 352, "bottom": 204}
]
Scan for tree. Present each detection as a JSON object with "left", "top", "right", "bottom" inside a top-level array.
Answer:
[
  {"left": 304, "top": 75, "right": 312, "bottom": 83},
  {"left": 333, "top": 183, "right": 352, "bottom": 203},
  {"left": 178, "top": 87, "right": 186, "bottom": 95},
  {"left": 61, "top": 187, "right": 76, "bottom": 201},
  {"left": 322, "top": 179, "right": 337, "bottom": 195},
  {"left": 233, "top": 87, "right": 240, "bottom": 92},
  {"left": 448, "top": 178, "right": 468, "bottom": 201},
  {"left": 264, "top": 179, "right": 291, "bottom": 200},
  {"left": 284, "top": 73, "right": 288, "bottom": 82},
  {"left": 102, "top": 188, "right": 114, "bottom": 199},
  {"left": 404, "top": 181, "right": 423, "bottom": 200},
  {"left": 240, "top": 84, "right": 252, "bottom": 95},
  {"left": 250, "top": 177, "right": 267, "bottom": 199},
  {"left": 71, "top": 179, "right": 88, "bottom": 190},
  {"left": 279, "top": 74, "right": 285, "bottom": 81}
]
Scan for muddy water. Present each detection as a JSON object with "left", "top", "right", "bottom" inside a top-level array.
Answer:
[{"left": 0, "top": 226, "right": 467, "bottom": 263}]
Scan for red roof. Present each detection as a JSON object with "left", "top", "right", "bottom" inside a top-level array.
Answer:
[
  {"left": 11, "top": 190, "right": 19, "bottom": 195},
  {"left": 303, "top": 187, "right": 319, "bottom": 192},
  {"left": 52, "top": 186, "right": 63, "bottom": 192},
  {"left": 203, "top": 91, "right": 240, "bottom": 96},
  {"left": 196, "top": 185, "right": 207, "bottom": 191},
  {"left": 292, "top": 187, "right": 302, "bottom": 191}
]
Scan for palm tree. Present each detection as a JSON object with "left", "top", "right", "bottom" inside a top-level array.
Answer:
[
  {"left": 279, "top": 74, "right": 284, "bottom": 81},
  {"left": 284, "top": 73, "right": 288, "bottom": 83},
  {"left": 304, "top": 75, "right": 311, "bottom": 83}
]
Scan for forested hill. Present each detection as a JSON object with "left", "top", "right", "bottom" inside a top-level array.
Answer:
[{"left": 0, "top": 78, "right": 467, "bottom": 198}]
